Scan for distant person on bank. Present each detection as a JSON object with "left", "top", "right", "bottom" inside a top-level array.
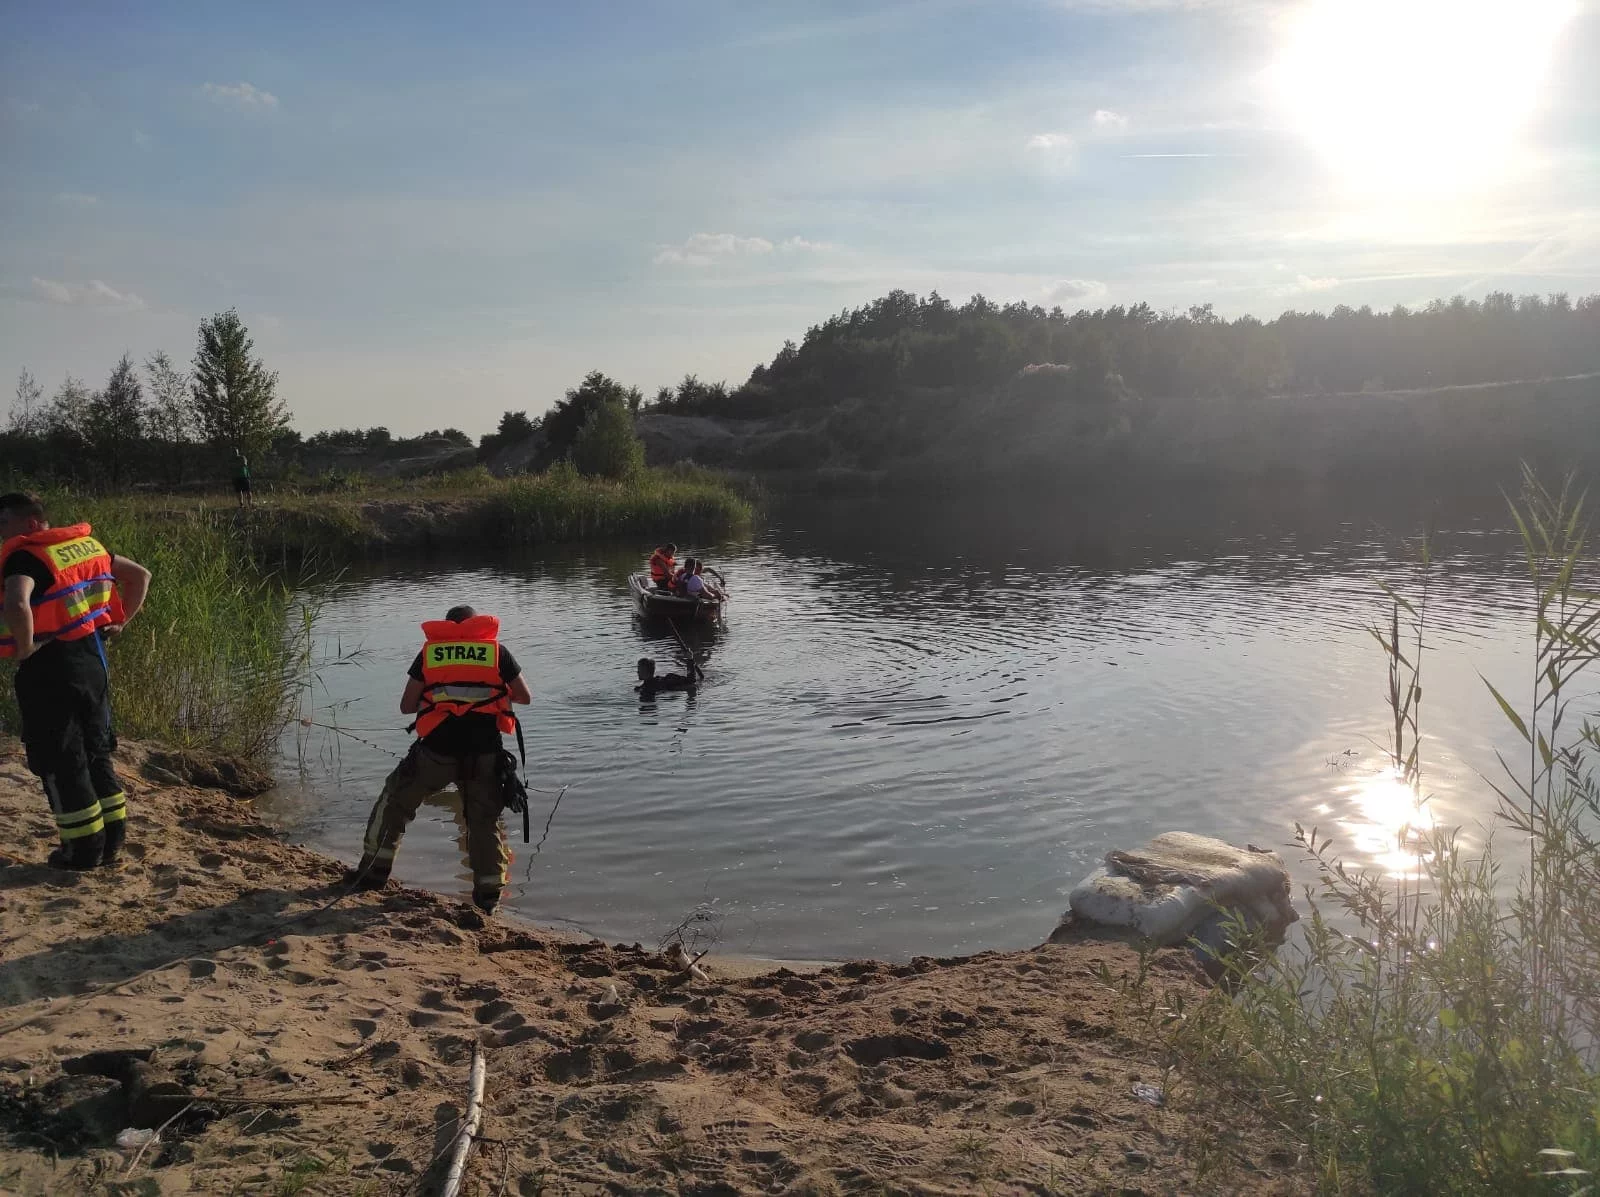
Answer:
[
  {"left": 234, "top": 454, "right": 253, "bottom": 509},
  {"left": 354, "top": 605, "right": 532, "bottom": 914},
  {"left": 0, "top": 493, "right": 152, "bottom": 870}
]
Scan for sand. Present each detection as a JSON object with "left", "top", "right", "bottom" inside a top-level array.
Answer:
[{"left": 0, "top": 739, "right": 1307, "bottom": 1195}]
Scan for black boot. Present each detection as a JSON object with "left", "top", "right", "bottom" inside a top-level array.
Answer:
[
  {"left": 473, "top": 889, "right": 500, "bottom": 916},
  {"left": 100, "top": 819, "right": 127, "bottom": 867},
  {"left": 47, "top": 831, "right": 105, "bottom": 871}
]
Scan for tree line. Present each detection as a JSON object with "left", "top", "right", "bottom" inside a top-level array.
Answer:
[
  {"left": 639, "top": 288, "right": 1600, "bottom": 422},
  {"left": 6, "top": 309, "right": 289, "bottom": 488}
]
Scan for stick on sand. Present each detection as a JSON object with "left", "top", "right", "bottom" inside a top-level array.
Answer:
[{"left": 441, "top": 1043, "right": 487, "bottom": 1197}]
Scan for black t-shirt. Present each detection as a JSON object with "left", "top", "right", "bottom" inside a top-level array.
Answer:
[
  {"left": 2, "top": 544, "right": 116, "bottom": 673},
  {"left": 407, "top": 644, "right": 522, "bottom": 755}
]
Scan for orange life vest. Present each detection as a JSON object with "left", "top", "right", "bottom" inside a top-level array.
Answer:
[
  {"left": 649, "top": 549, "right": 675, "bottom": 583},
  {"left": 0, "top": 523, "right": 118, "bottom": 659},
  {"left": 413, "top": 614, "right": 515, "bottom": 740}
]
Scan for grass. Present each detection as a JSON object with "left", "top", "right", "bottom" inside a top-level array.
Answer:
[
  {"left": 115, "top": 462, "right": 756, "bottom": 560},
  {"left": 1129, "top": 468, "right": 1600, "bottom": 1194}
]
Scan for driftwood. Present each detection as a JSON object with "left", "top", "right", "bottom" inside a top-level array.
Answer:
[{"left": 441, "top": 1043, "right": 487, "bottom": 1197}]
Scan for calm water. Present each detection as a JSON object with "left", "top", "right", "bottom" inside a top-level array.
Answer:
[{"left": 269, "top": 489, "right": 1538, "bottom": 961}]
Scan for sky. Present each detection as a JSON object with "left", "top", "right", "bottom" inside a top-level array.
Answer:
[{"left": 2, "top": 0, "right": 1597, "bottom": 436}]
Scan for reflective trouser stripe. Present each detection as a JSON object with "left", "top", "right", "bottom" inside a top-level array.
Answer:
[
  {"left": 56, "top": 800, "right": 104, "bottom": 840},
  {"left": 99, "top": 791, "right": 127, "bottom": 824}
]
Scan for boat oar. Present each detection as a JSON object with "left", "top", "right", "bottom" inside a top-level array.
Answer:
[{"left": 667, "top": 616, "right": 704, "bottom": 681}]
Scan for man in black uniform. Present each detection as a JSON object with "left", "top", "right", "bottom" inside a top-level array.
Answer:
[
  {"left": 0, "top": 493, "right": 152, "bottom": 869},
  {"left": 636, "top": 657, "right": 699, "bottom": 697}
]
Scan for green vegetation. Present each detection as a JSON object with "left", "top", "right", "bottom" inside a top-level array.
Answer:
[{"left": 1133, "top": 471, "right": 1600, "bottom": 1194}]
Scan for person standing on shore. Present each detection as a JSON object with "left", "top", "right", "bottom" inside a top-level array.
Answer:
[
  {"left": 0, "top": 493, "right": 151, "bottom": 870},
  {"left": 233, "top": 453, "right": 253, "bottom": 509},
  {"left": 354, "top": 604, "right": 532, "bottom": 914}
]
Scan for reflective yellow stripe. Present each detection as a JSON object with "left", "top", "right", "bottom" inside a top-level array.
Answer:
[
  {"left": 57, "top": 801, "right": 105, "bottom": 840},
  {"left": 99, "top": 792, "right": 127, "bottom": 824},
  {"left": 426, "top": 683, "right": 501, "bottom": 702}
]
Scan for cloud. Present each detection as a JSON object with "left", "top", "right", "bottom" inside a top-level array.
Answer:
[
  {"left": 654, "top": 232, "right": 830, "bottom": 266},
  {"left": 1026, "top": 132, "right": 1074, "bottom": 151},
  {"left": 1046, "top": 278, "right": 1109, "bottom": 303},
  {"left": 1091, "top": 109, "right": 1129, "bottom": 132},
  {"left": 133, "top": 129, "right": 152, "bottom": 149},
  {"left": 202, "top": 81, "right": 279, "bottom": 110},
  {"left": 1271, "top": 273, "right": 1341, "bottom": 297},
  {"left": 55, "top": 192, "right": 99, "bottom": 208},
  {"left": 30, "top": 277, "right": 146, "bottom": 310}
]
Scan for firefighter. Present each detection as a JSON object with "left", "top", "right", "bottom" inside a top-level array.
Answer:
[
  {"left": 0, "top": 492, "right": 151, "bottom": 869},
  {"left": 354, "top": 605, "right": 532, "bottom": 913}
]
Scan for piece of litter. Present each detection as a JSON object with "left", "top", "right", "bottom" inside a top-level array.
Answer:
[
  {"left": 116, "top": 1128, "right": 159, "bottom": 1152},
  {"left": 600, "top": 984, "right": 621, "bottom": 1008},
  {"left": 1131, "top": 1081, "right": 1164, "bottom": 1106}
]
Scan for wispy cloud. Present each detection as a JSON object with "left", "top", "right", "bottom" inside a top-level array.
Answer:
[
  {"left": 1271, "top": 272, "right": 1341, "bottom": 297},
  {"left": 55, "top": 192, "right": 99, "bottom": 208},
  {"left": 30, "top": 277, "right": 146, "bottom": 310},
  {"left": 654, "top": 232, "right": 829, "bottom": 267},
  {"left": 1091, "top": 108, "right": 1129, "bottom": 132},
  {"left": 202, "top": 81, "right": 279, "bottom": 110},
  {"left": 1046, "top": 278, "right": 1108, "bottom": 302},
  {"left": 1026, "top": 132, "right": 1074, "bottom": 151}
]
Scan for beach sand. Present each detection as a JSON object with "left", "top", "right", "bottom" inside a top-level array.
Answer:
[{"left": 0, "top": 740, "right": 1306, "bottom": 1194}]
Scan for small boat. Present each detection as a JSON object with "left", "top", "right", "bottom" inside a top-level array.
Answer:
[{"left": 628, "top": 573, "right": 725, "bottom": 623}]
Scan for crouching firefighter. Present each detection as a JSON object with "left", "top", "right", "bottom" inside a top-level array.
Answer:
[
  {"left": 0, "top": 492, "right": 152, "bottom": 870},
  {"left": 354, "top": 605, "right": 532, "bottom": 914}
]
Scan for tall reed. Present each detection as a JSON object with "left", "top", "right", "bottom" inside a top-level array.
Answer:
[{"left": 1136, "top": 468, "right": 1600, "bottom": 1194}]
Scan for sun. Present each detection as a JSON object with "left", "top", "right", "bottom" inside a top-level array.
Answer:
[{"left": 1272, "top": 0, "right": 1574, "bottom": 189}]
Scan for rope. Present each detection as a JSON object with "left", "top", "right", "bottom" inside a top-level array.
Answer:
[{"left": 297, "top": 718, "right": 567, "bottom": 793}]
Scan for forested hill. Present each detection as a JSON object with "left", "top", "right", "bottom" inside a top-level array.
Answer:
[{"left": 635, "top": 289, "right": 1600, "bottom": 488}]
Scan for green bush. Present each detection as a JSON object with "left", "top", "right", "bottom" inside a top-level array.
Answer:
[{"left": 571, "top": 398, "right": 645, "bottom": 479}]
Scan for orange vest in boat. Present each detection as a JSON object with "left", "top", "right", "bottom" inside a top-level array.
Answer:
[
  {"left": 0, "top": 523, "right": 119, "bottom": 659},
  {"left": 649, "top": 549, "right": 675, "bottom": 583},
  {"left": 414, "top": 614, "right": 515, "bottom": 740}
]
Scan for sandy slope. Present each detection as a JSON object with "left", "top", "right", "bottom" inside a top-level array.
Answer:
[{"left": 0, "top": 740, "right": 1305, "bottom": 1195}]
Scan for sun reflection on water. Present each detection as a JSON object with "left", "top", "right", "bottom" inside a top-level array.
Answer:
[{"left": 1334, "top": 768, "right": 1437, "bottom": 878}]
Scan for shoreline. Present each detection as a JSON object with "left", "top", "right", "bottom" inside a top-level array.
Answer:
[{"left": 0, "top": 739, "right": 1307, "bottom": 1194}]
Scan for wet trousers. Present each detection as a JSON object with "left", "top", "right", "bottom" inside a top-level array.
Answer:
[
  {"left": 16, "top": 650, "right": 128, "bottom": 868},
  {"left": 356, "top": 744, "right": 510, "bottom": 908}
]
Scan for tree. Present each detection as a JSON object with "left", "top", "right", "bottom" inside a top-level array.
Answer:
[
  {"left": 191, "top": 308, "right": 289, "bottom": 463},
  {"left": 570, "top": 397, "right": 645, "bottom": 479},
  {"left": 83, "top": 353, "right": 147, "bottom": 485},
  {"left": 11, "top": 369, "right": 42, "bottom": 435},
  {"left": 542, "top": 372, "right": 636, "bottom": 461},
  {"left": 145, "top": 350, "right": 197, "bottom": 484},
  {"left": 44, "top": 376, "right": 92, "bottom": 438}
]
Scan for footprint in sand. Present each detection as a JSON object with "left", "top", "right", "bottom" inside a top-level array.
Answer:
[
  {"left": 350, "top": 1018, "right": 378, "bottom": 1039},
  {"left": 188, "top": 959, "right": 218, "bottom": 979}
]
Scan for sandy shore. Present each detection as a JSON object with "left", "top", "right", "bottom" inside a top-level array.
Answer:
[{"left": 0, "top": 740, "right": 1305, "bottom": 1195}]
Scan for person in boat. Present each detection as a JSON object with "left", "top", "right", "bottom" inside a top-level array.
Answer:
[
  {"left": 649, "top": 543, "right": 677, "bottom": 591},
  {"left": 354, "top": 604, "right": 532, "bottom": 914},
  {"left": 668, "top": 556, "right": 693, "bottom": 595},
  {"left": 692, "top": 561, "right": 724, "bottom": 601},
  {"left": 636, "top": 657, "right": 698, "bottom": 696}
]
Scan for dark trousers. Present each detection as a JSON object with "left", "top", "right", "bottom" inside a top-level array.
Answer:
[{"left": 16, "top": 647, "right": 127, "bottom": 868}]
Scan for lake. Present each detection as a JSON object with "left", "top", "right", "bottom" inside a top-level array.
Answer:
[{"left": 268, "top": 486, "right": 1537, "bottom": 962}]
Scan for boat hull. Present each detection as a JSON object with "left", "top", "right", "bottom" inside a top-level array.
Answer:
[{"left": 628, "top": 573, "right": 725, "bottom": 623}]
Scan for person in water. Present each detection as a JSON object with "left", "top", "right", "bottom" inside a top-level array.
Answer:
[{"left": 636, "top": 657, "right": 697, "bottom": 696}]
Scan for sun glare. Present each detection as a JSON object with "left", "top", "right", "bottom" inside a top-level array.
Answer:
[
  {"left": 1335, "top": 768, "right": 1437, "bottom": 878},
  {"left": 1273, "top": 0, "right": 1574, "bottom": 189}
]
